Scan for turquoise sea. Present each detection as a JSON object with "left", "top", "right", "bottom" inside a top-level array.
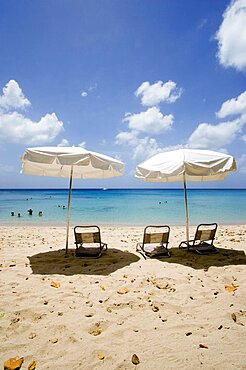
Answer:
[{"left": 0, "top": 189, "right": 245, "bottom": 226}]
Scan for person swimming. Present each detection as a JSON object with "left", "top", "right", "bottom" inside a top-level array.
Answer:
[
  {"left": 38, "top": 211, "right": 43, "bottom": 216},
  {"left": 28, "top": 208, "right": 33, "bottom": 215}
]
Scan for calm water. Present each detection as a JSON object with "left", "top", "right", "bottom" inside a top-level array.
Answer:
[{"left": 0, "top": 189, "right": 245, "bottom": 226}]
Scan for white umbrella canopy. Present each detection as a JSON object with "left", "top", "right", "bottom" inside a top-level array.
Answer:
[
  {"left": 22, "top": 146, "right": 124, "bottom": 179},
  {"left": 136, "top": 149, "right": 236, "bottom": 243},
  {"left": 21, "top": 146, "right": 124, "bottom": 253}
]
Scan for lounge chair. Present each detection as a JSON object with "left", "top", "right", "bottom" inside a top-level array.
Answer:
[
  {"left": 74, "top": 225, "right": 107, "bottom": 258},
  {"left": 179, "top": 223, "right": 218, "bottom": 255},
  {"left": 136, "top": 225, "right": 170, "bottom": 258}
]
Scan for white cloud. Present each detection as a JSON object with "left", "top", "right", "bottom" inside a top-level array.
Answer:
[
  {"left": 81, "top": 83, "right": 97, "bottom": 98},
  {"left": 115, "top": 130, "right": 138, "bottom": 146},
  {"left": 0, "top": 112, "right": 64, "bottom": 144},
  {"left": 116, "top": 132, "right": 162, "bottom": 160},
  {"left": 217, "top": 91, "right": 246, "bottom": 118},
  {"left": 78, "top": 141, "right": 86, "bottom": 148},
  {"left": 116, "top": 80, "right": 181, "bottom": 161},
  {"left": 188, "top": 118, "right": 245, "bottom": 150},
  {"left": 0, "top": 80, "right": 31, "bottom": 113},
  {"left": 135, "top": 80, "right": 182, "bottom": 106},
  {"left": 116, "top": 128, "right": 185, "bottom": 161},
  {"left": 237, "top": 154, "right": 246, "bottom": 173},
  {"left": 132, "top": 137, "right": 162, "bottom": 160},
  {"left": 0, "top": 80, "right": 64, "bottom": 145},
  {"left": 58, "top": 138, "right": 70, "bottom": 147},
  {"left": 242, "top": 134, "right": 246, "bottom": 143},
  {"left": 123, "top": 107, "right": 173, "bottom": 134},
  {"left": 216, "top": 0, "right": 246, "bottom": 71}
]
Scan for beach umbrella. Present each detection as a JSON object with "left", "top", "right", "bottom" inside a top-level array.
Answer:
[
  {"left": 21, "top": 146, "right": 124, "bottom": 253},
  {"left": 135, "top": 149, "right": 236, "bottom": 244}
]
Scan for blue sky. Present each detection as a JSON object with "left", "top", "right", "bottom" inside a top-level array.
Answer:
[{"left": 0, "top": 0, "right": 245, "bottom": 188}]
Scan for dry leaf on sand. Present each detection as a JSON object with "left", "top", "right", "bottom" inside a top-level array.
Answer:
[
  {"left": 132, "top": 354, "right": 140, "bottom": 365},
  {"left": 28, "top": 360, "right": 36, "bottom": 370},
  {"left": 199, "top": 344, "right": 208, "bottom": 349},
  {"left": 117, "top": 288, "right": 129, "bottom": 295},
  {"left": 231, "top": 313, "right": 237, "bottom": 322},
  {"left": 99, "top": 284, "right": 106, "bottom": 291},
  {"left": 50, "top": 281, "right": 61, "bottom": 288},
  {"left": 152, "top": 305, "right": 159, "bottom": 312},
  {"left": 4, "top": 356, "right": 24, "bottom": 370},
  {"left": 98, "top": 354, "right": 105, "bottom": 360},
  {"left": 50, "top": 338, "right": 59, "bottom": 343},
  {"left": 89, "top": 329, "right": 102, "bottom": 336},
  {"left": 225, "top": 285, "right": 238, "bottom": 293}
]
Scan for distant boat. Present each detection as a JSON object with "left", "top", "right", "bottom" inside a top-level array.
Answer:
[{"left": 102, "top": 188, "right": 107, "bottom": 190}]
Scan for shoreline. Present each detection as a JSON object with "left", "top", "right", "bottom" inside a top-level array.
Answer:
[{"left": 1, "top": 221, "right": 246, "bottom": 227}]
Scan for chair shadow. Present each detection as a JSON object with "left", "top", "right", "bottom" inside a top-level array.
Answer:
[
  {"left": 28, "top": 248, "right": 140, "bottom": 276},
  {"left": 159, "top": 247, "right": 246, "bottom": 270}
]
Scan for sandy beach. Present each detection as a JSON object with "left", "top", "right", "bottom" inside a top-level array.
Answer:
[{"left": 1, "top": 224, "right": 246, "bottom": 369}]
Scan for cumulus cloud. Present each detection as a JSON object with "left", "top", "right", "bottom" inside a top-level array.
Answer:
[
  {"left": 123, "top": 107, "right": 173, "bottom": 134},
  {"left": 187, "top": 118, "right": 245, "bottom": 150},
  {"left": 116, "top": 127, "right": 185, "bottom": 161},
  {"left": 115, "top": 130, "right": 138, "bottom": 146},
  {"left": 130, "top": 137, "right": 185, "bottom": 161},
  {"left": 0, "top": 112, "right": 63, "bottom": 145},
  {"left": 0, "top": 80, "right": 64, "bottom": 145},
  {"left": 131, "top": 137, "right": 162, "bottom": 160},
  {"left": 115, "top": 79, "right": 181, "bottom": 161},
  {"left": 216, "top": 0, "right": 246, "bottom": 71},
  {"left": 0, "top": 80, "right": 30, "bottom": 113},
  {"left": 116, "top": 132, "right": 162, "bottom": 160},
  {"left": 135, "top": 80, "right": 182, "bottom": 106},
  {"left": 217, "top": 91, "right": 246, "bottom": 118},
  {"left": 58, "top": 138, "right": 70, "bottom": 147}
]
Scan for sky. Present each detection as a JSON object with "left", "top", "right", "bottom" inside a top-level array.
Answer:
[{"left": 0, "top": 0, "right": 246, "bottom": 189}]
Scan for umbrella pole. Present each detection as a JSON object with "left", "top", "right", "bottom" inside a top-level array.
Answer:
[
  {"left": 65, "top": 166, "right": 73, "bottom": 254},
  {"left": 183, "top": 172, "right": 189, "bottom": 245}
]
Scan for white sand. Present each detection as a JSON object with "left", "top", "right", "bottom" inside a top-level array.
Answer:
[{"left": 1, "top": 225, "right": 246, "bottom": 369}]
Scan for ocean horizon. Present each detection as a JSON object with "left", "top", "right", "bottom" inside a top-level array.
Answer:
[{"left": 0, "top": 188, "right": 245, "bottom": 226}]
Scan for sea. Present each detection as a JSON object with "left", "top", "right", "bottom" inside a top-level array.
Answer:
[{"left": 0, "top": 189, "right": 245, "bottom": 226}]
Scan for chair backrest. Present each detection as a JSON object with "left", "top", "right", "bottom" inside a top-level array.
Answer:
[
  {"left": 194, "top": 223, "right": 217, "bottom": 245},
  {"left": 74, "top": 225, "right": 101, "bottom": 245},
  {"left": 143, "top": 225, "right": 170, "bottom": 246}
]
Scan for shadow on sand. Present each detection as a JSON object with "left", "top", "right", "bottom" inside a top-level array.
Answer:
[
  {"left": 155, "top": 247, "right": 246, "bottom": 270},
  {"left": 28, "top": 248, "right": 140, "bottom": 276}
]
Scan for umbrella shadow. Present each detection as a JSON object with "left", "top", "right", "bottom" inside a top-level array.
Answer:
[
  {"left": 162, "top": 247, "right": 246, "bottom": 270},
  {"left": 28, "top": 248, "right": 140, "bottom": 276}
]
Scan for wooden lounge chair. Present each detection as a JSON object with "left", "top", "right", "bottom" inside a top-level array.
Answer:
[
  {"left": 136, "top": 225, "right": 170, "bottom": 258},
  {"left": 74, "top": 225, "right": 107, "bottom": 258},
  {"left": 179, "top": 223, "right": 218, "bottom": 255}
]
